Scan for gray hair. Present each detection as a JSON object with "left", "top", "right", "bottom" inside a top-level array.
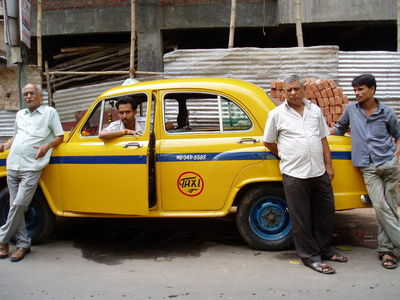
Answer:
[
  {"left": 283, "top": 74, "right": 304, "bottom": 86},
  {"left": 22, "top": 83, "right": 43, "bottom": 95}
]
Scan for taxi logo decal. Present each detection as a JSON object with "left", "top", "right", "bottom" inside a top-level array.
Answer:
[{"left": 177, "top": 172, "right": 204, "bottom": 197}]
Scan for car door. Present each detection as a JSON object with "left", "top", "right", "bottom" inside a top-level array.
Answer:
[
  {"left": 55, "top": 93, "right": 151, "bottom": 215},
  {"left": 156, "top": 90, "right": 266, "bottom": 211}
]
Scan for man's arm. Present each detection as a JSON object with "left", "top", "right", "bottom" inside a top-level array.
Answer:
[
  {"left": 0, "top": 138, "right": 14, "bottom": 152},
  {"left": 34, "top": 135, "right": 64, "bottom": 159},
  {"left": 394, "top": 139, "right": 400, "bottom": 159},
  {"left": 328, "top": 127, "right": 337, "bottom": 135},
  {"left": 262, "top": 110, "right": 280, "bottom": 158},
  {"left": 321, "top": 137, "right": 334, "bottom": 180},
  {"left": 331, "top": 106, "right": 350, "bottom": 136},
  {"left": 99, "top": 129, "right": 140, "bottom": 139},
  {"left": 386, "top": 109, "right": 400, "bottom": 159},
  {"left": 263, "top": 142, "right": 279, "bottom": 158}
]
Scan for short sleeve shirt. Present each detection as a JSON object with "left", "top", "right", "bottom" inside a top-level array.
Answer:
[
  {"left": 333, "top": 100, "right": 400, "bottom": 167},
  {"left": 263, "top": 99, "right": 329, "bottom": 179},
  {"left": 7, "top": 106, "right": 64, "bottom": 171},
  {"left": 103, "top": 118, "right": 144, "bottom": 134}
]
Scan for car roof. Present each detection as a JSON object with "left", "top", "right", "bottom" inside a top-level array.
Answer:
[{"left": 96, "top": 77, "right": 276, "bottom": 125}]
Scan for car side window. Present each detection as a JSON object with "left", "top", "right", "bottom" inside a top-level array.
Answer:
[
  {"left": 81, "top": 93, "right": 148, "bottom": 137},
  {"left": 221, "top": 101, "right": 252, "bottom": 131},
  {"left": 81, "top": 102, "right": 101, "bottom": 136},
  {"left": 163, "top": 92, "right": 252, "bottom": 133}
]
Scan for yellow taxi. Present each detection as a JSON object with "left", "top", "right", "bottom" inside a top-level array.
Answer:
[{"left": 0, "top": 78, "right": 368, "bottom": 250}]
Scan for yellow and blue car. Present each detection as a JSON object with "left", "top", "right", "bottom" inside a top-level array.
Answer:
[{"left": 0, "top": 78, "right": 368, "bottom": 250}]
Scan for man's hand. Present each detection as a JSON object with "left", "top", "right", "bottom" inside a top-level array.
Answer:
[
  {"left": 394, "top": 139, "right": 400, "bottom": 160},
  {"left": 0, "top": 138, "right": 13, "bottom": 153},
  {"left": 328, "top": 127, "right": 337, "bottom": 135},
  {"left": 326, "top": 164, "right": 335, "bottom": 181},
  {"left": 125, "top": 129, "right": 141, "bottom": 137},
  {"left": 33, "top": 135, "right": 63, "bottom": 160},
  {"left": 99, "top": 129, "right": 140, "bottom": 139},
  {"left": 33, "top": 144, "right": 50, "bottom": 159}
]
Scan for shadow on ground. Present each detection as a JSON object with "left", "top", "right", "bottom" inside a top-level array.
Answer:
[
  {"left": 50, "top": 208, "right": 379, "bottom": 265},
  {"left": 51, "top": 214, "right": 245, "bottom": 265}
]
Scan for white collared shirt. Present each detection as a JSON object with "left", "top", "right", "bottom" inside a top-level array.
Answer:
[
  {"left": 263, "top": 99, "right": 329, "bottom": 179},
  {"left": 7, "top": 106, "right": 64, "bottom": 171},
  {"left": 103, "top": 117, "right": 144, "bottom": 134}
]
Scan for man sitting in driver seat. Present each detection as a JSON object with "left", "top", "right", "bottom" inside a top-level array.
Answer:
[{"left": 99, "top": 96, "right": 144, "bottom": 139}]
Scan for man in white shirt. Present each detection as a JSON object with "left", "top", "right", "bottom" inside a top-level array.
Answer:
[
  {"left": 263, "top": 74, "right": 347, "bottom": 274},
  {"left": 0, "top": 83, "right": 64, "bottom": 262},
  {"left": 99, "top": 96, "right": 143, "bottom": 139}
]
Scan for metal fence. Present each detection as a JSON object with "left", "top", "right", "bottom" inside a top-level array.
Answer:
[
  {"left": 338, "top": 51, "right": 400, "bottom": 115},
  {"left": 1, "top": 48, "right": 400, "bottom": 141}
]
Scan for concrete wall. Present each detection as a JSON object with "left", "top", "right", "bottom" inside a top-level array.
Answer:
[
  {"left": 33, "top": 0, "right": 397, "bottom": 35},
  {"left": 0, "top": 67, "right": 19, "bottom": 110},
  {"left": 30, "top": 0, "right": 398, "bottom": 73},
  {"left": 278, "top": 0, "right": 397, "bottom": 24}
]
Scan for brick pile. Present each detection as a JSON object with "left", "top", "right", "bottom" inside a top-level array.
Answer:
[{"left": 270, "top": 78, "right": 349, "bottom": 127}]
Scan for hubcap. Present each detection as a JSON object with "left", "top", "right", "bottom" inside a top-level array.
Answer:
[{"left": 249, "top": 196, "right": 292, "bottom": 241}]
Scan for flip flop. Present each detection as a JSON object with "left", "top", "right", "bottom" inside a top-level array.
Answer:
[
  {"left": 322, "top": 253, "right": 348, "bottom": 263},
  {"left": 307, "top": 262, "right": 336, "bottom": 274},
  {"left": 378, "top": 252, "right": 398, "bottom": 270}
]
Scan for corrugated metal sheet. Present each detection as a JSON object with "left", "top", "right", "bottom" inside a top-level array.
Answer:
[
  {"left": 53, "top": 80, "right": 125, "bottom": 122},
  {"left": 338, "top": 51, "right": 400, "bottom": 115},
  {"left": 53, "top": 76, "right": 163, "bottom": 122},
  {"left": 0, "top": 110, "right": 16, "bottom": 142},
  {"left": 164, "top": 46, "right": 340, "bottom": 90},
  {"left": 3, "top": 50, "right": 400, "bottom": 142}
]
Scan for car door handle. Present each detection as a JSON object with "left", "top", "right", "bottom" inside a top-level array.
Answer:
[
  {"left": 123, "top": 142, "right": 143, "bottom": 148},
  {"left": 237, "top": 138, "right": 260, "bottom": 144}
]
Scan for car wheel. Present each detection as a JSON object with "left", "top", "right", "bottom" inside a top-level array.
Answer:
[
  {"left": 236, "top": 184, "right": 293, "bottom": 251},
  {"left": 0, "top": 187, "right": 56, "bottom": 244}
]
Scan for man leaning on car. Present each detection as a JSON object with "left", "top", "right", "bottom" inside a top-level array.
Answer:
[
  {"left": 0, "top": 83, "right": 64, "bottom": 262},
  {"left": 263, "top": 74, "right": 347, "bottom": 274}
]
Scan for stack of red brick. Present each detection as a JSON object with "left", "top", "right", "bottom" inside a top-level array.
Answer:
[{"left": 270, "top": 78, "right": 349, "bottom": 127}]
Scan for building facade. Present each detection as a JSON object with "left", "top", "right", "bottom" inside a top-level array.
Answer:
[{"left": 30, "top": 0, "right": 398, "bottom": 72}]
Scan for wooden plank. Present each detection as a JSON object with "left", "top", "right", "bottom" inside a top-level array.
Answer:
[
  {"left": 60, "top": 45, "right": 106, "bottom": 53},
  {"left": 52, "top": 44, "right": 129, "bottom": 70}
]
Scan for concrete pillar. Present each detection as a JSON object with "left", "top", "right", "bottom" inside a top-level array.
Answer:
[{"left": 137, "top": 30, "right": 163, "bottom": 73}]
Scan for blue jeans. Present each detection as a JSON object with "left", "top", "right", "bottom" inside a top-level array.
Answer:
[{"left": 360, "top": 156, "right": 400, "bottom": 253}]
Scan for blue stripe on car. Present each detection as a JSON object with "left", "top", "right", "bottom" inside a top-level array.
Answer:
[
  {"left": 49, "top": 155, "right": 147, "bottom": 164},
  {"left": 331, "top": 151, "right": 352, "bottom": 160},
  {"left": 156, "top": 151, "right": 350, "bottom": 162},
  {"left": 21, "top": 151, "right": 350, "bottom": 166}
]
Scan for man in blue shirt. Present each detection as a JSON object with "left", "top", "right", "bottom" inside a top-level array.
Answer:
[
  {"left": 0, "top": 83, "right": 64, "bottom": 262},
  {"left": 331, "top": 74, "right": 400, "bottom": 269}
]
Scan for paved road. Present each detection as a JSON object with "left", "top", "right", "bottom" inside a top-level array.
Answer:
[{"left": 0, "top": 208, "right": 399, "bottom": 300}]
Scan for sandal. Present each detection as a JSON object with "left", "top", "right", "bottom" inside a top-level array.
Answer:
[
  {"left": 378, "top": 252, "right": 398, "bottom": 269},
  {"left": 307, "top": 262, "right": 336, "bottom": 274},
  {"left": 322, "top": 253, "right": 348, "bottom": 263}
]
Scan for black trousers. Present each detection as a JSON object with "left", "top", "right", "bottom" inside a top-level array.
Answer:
[{"left": 282, "top": 172, "right": 335, "bottom": 265}]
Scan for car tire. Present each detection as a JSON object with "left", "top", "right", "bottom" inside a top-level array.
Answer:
[
  {"left": 236, "top": 184, "right": 294, "bottom": 251},
  {"left": 0, "top": 187, "right": 56, "bottom": 245}
]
